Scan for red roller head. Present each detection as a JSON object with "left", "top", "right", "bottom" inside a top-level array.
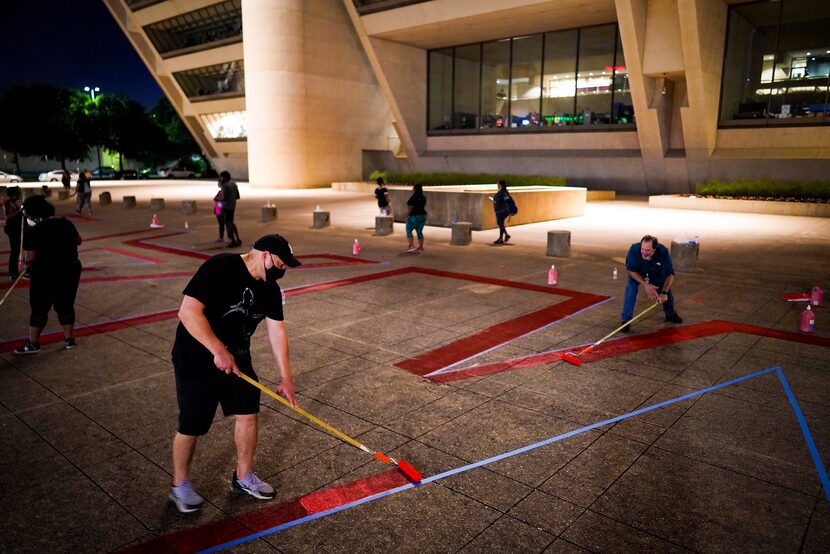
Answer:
[
  {"left": 561, "top": 352, "right": 582, "bottom": 366},
  {"left": 373, "top": 451, "right": 391, "bottom": 463},
  {"left": 395, "top": 460, "right": 423, "bottom": 482}
]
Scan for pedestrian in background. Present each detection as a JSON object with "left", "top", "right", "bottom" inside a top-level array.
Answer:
[
  {"left": 219, "top": 171, "right": 241, "bottom": 247},
  {"left": 213, "top": 182, "right": 225, "bottom": 243},
  {"left": 491, "top": 180, "right": 513, "bottom": 244},
  {"left": 75, "top": 169, "right": 93, "bottom": 215},
  {"left": 2, "top": 186, "right": 23, "bottom": 281},
  {"left": 405, "top": 183, "right": 427, "bottom": 253},
  {"left": 61, "top": 170, "right": 71, "bottom": 192},
  {"left": 375, "top": 176, "right": 391, "bottom": 216}
]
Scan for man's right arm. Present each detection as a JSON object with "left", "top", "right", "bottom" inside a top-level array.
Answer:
[{"left": 178, "top": 295, "right": 239, "bottom": 375}]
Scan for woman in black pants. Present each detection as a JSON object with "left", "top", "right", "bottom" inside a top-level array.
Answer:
[
  {"left": 491, "top": 180, "right": 512, "bottom": 244},
  {"left": 14, "top": 195, "right": 83, "bottom": 354},
  {"left": 219, "top": 171, "right": 241, "bottom": 247}
]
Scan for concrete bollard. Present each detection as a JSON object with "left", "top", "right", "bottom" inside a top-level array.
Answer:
[
  {"left": 261, "top": 206, "right": 277, "bottom": 222},
  {"left": 41, "top": 186, "right": 52, "bottom": 197},
  {"left": 99, "top": 191, "right": 112, "bottom": 205},
  {"left": 670, "top": 240, "right": 699, "bottom": 271},
  {"left": 123, "top": 196, "right": 137, "bottom": 208},
  {"left": 150, "top": 198, "right": 165, "bottom": 211},
  {"left": 58, "top": 189, "right": 70, "bottom": 200},
  {"left": 312, "top": 211, "right": 330, "bottom": 229},
  {"left": 181, "top": 200, "right": 197, "bottom": 215},
  {"left": 374, "top": 215, "right": 393, "bottom": 236},
  {"left": 546, "top": 230, "right": 571, "bottom": 257},
  {"left": 450, "top": 221, "right": 473, "bottom": 245}
]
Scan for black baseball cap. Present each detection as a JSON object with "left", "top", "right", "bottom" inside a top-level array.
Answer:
[{"left": 253, "top": 234, "right": 301, "bottom": 267}]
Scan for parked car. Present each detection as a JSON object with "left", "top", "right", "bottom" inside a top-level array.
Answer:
[
  {"left": 114, "top": 169, "right": 139, "bottom": 180},
  {"left": 158, "top": 167, "right": 195, "bottom": 178},
  {"left": 38, "top": 169, "right": 79, "bottom": 182},
  {"left": 0, "top": 170, "right": 22, "bottom": 183},
  {"left": 90, "top": 166, "right": 116, "bottom": 179},
  {"left": 138, "top": 167, "right": 154, "bottom": 179}
]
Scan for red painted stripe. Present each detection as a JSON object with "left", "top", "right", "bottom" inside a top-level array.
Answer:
[
  {"left": 430, "top": 320, "right": 830, "bottom": 383},
  {"left": 85, "top": 228, "right": 159, "bottom": 242},
  {"left": 123, "top": 233, "right": 209, "bottom": 260},
  {"left": 97, "top": 247, "right": 164, "bottom": 264},
  {"left": 118, "top": 469, "right": 408, "bottom": 554},
  {"left": 63, "top": 214, "right": 98, "bottom": 222},
  {"left": 0, "top": 271, "right": 193, "bottom": 290}
]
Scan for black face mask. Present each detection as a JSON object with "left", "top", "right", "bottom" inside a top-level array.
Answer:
[{"left": 266, "top": 266, "right": 285, "bottom": 282}]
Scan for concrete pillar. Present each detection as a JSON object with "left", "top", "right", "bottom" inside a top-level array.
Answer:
[
  {"left": 671, "top": 240, "right": 699, "bottom": 271},
  {"left": 243, "top": 0, "right": 307, "bottom": 187},
  {"left": 546, "top": 230, "right": 571, "bottom": 257},
  {"left": 450, "top": 222, "right": 472, "bottom": 245},
  {"left": 181, "top": 200, "right": 197, "bottom": 214},
  {"left": 261, "top": 206, "right": 277, "bottom": 222},
  {"left": 374, "top": 215, "right": 393, "bottom": 236},
  {"left": 99, "top": 191, "right": 112, "bottom": 205},
  {"left": 150, "top": 198, "right": 165, "bottom": 211},
  {"left": 312, "top": 211, "right": 330, "bottom": 229},
  {"left": 123, "top": 196, "right": 136, "bottom": 208},
  {"left": 58, "top": 189, "right": 70, "bottom": 201}
]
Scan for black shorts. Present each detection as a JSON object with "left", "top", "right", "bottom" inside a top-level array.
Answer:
[{"left": 173, "top": 358, "right": 260, "bottom": 436}]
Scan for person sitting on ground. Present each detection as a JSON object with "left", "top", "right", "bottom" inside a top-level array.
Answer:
[
  {"left": 374, "top": 176, "right": 391, "bottom": 216},
  {"left": 168, "top": 233, "right": 300, "bottom": 513},
  {"left": 620, "top": 234, "right": 682, "bottom": 333},
  {"left": 14, "top": 195, "right": 83, "bottom": 354},
  {"left": 405, "top": 183, "right": 427, "bottom": 253}
]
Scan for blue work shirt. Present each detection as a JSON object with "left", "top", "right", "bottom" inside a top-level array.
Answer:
[{"left": 625, "top": 242, "right": 674, "bottom": 286}]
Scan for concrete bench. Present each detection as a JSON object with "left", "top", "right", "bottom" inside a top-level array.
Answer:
[
  {"left": 374, "top": 215, "right": 393, "bottom": 236},
  {"left": 123, "top": 196, "right": 137, "bottom": 208},
  {"left": 312, "top": 211, "right": 330, "bottom": 229},
  {"left": 671, "top": 240, "right": 699, "bottom": 271},
  {"left": 181, "top": 200, "right": 197, "bottom": 215},
  {"left": 150, "top": 198, "right": 165, "bottom": 211},
  {"left": 546, "top": 230, "right": 571, "bottom": 257},
  {"left": 450, "top": 221, "right": 472, "bottom": 245},
  {"left": 261, "top": 206, "right": 277, "bottom": 222},
  {"left": 99, "top": 191, "right": 112, "bottom": 205}
]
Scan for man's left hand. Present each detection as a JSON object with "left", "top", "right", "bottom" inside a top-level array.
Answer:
[
  {"left": 657, "top": 292, "right": 668, "bottom": 304},
  {"left": 278, "top": 377, "right": 297, "bottom": 407}
]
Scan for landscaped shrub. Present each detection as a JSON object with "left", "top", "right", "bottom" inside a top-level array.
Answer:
[
  {"left": 369, "top": 171, "right": 566, "bottom": 187},
  {"left": 695, "top": 180, "right": 830, "bottom": 201}
]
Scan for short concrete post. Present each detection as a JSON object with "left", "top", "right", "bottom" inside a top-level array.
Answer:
[
  {"left": 123, "top": 196, "right": 137, "bottom": 208},
  {"left": 450, "top": 221, "right": 473, "bottom": 245},
  {"left": 670, "top": 241, "right": 699, "bottom": 271},
  {"left": 546, "top": 230, "right": 571, "bottom": 257},
  {"left": 261, "top": 206, "right": 277, "bottom": 222},
  {"left": 181, "top": 200, "right": 197, "bottom": 214},
  {"left": 99, "top": 191, "right": 112, "bottom": 205},
  {"left": 150, "top": 198, "right": 165, "bottom": 211},
  {"left": 41, "top": 186, "right": 52, "bottom": 197},
  {"left": 58, "top": 189, "right": 70, "bottom": 200},
  {"left": 374, "top": 215, "right": 393, "bottom": 236},
  {"left": 312, "top": 211, "right": 330, "bottom": 229}
]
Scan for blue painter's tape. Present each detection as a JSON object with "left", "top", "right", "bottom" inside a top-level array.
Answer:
[
  {"left": 200, "top": 366, "right": 779, "bottom": 553},
  {"left": 775, "top": 368, "right": 830, "bottom": 503}
]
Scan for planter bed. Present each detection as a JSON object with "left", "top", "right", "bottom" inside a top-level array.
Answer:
[{"left": 649, "top": 194, "right": 830, "bottom": 217}]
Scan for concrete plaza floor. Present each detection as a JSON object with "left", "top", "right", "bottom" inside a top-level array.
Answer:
[{"left": 1, "top": 182, "right": 829, "bottom": 553}]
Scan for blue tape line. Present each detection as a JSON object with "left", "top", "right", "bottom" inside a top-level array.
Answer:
[
  {"left": 200, "top": 366, "right": 777, "bottom": 553},
  {"left": 775, "top": 368, "right": 830, "bottom": 504},
  {"left": 426, "top": 296, "right": 615, "bottom": 377}
]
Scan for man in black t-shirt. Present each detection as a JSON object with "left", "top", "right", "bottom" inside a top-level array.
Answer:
[
  {"left": 169, "top": 234, "right": 301, "bottom": 513},
  {"left": 374, "top": 176, "right": 390, "bottom": 215},
  {"left": 14, "top": 195, "right": 82, "bottom": 354}
]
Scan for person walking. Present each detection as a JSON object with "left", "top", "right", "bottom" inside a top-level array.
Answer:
[
  {"left": 405, "top": 183, "right": 427, "bottom": 253},
  {"left": 75, "top": 169, "right": 92, "bottom": 215},
  {"left": 491, "top": 180, "right": 513, "bottom": 244},
  {"left": 61, "top": 170, "right": 71, "bottom": 192},
  {"left": 219, "top": 171, "right": 241, "bottom": 247},
  {"left": 213, "top": 183, "right": 225, "bottom": 243},
  {"left": 2, "top": 186, "right": 23, "bottom": 281},
  {"left": 168, "top": 233, "right": 301, "bottom": 513},
  {"left": 374, "top": 176, "right": 391, "bottom": 216},
  {"left": 620, "top": 234, "right": 683, "bottom": 332},
  {"left": 13, "top": 195, "right": 82, "bottom": 354}
]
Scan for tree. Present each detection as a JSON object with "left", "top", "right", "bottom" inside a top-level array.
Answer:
[
  {"left": 149, "top": 98, "right": 201, "bottom": 162},
  {"left": 0, "top": 84, "right": 93, "bottom": 170},
  {"left": 95, "top": 94, "right": 168, "bottom": 170}
]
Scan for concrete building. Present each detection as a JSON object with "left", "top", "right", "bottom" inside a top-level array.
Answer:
[{"left": 103, "top": 0, "right": 830, "bottom": 192}]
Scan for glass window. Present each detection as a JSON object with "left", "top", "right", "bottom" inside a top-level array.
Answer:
[
  {"left": 453, "top": 45, "right": 480, "bottom": 129},
  {"left": 510, "top": 35, "right": 543, "bottom": 129},
  {"left": 143, "top": 0, "right": 242, "bottom": 56},
  {"left": 174, "top": 60, "right": 244, "bottom": 100},
  {"left": 428, "top": 48, "right": 453, "bottom": 131},
  {"left": 480, "top": 39, "right": 511, "bottom": 130},
  {"left": 200, "top": 111, "right": 247, "bottom": 140},
  {"left": 720, "top": 0, "right": 829, "bottom": 125},
  {"left": 611, "top": 29, "right": 634, "bottom": 125},
  {"left": 575, "top": 25, "right": 616, "bottom": 126},
  {"left": 542, "top": 29, "right": 578, "bottom": 127}
]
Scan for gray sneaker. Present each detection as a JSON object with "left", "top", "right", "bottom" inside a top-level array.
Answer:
[
  {"left": 232, "top": 471, "right": 275, "bottom": 500},
  {"left": 169, "top": 480, "right": 204, "bottom": 513}
]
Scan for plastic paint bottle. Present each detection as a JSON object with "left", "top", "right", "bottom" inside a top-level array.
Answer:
[
  {"left": 810, "top": 286, "right": 823, "bottom": 307},
  {"left": 800, "top": 305, "right": 815, "bottom": 333},
  {"left": 548, "top": 265, "right": 558, "bottom": 285},
  {"left": 612, "top": 267, "right": 618, "bottom": 280},
  {"left": 353, "top": 239, "right": 361, "bottom": 256}
]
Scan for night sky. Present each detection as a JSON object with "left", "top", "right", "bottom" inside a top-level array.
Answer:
[{"left": 0, "top": 0, "right": 164, "bottom": 108}]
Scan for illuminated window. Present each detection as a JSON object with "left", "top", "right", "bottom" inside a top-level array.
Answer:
[
  {"left": 174, "top": 60, "right": 244, "bottom": 100},
  {"left": 143, "top": 0, "right": 242, "bottom": 57},
  {"left": 200, "top": 111, "right": 247, "bottom": 140}
]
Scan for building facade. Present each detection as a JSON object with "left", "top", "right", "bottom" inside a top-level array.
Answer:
[{"left": 104, "top": 0, "right": 830, "bottom": 192}]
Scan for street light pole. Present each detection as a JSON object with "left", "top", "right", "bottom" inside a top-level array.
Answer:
[{"left": 84, "top": 86, "right": 102, "bottom": 172}]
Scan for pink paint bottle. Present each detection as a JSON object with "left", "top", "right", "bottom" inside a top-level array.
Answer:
[
  {"left": 810, "top": 286, "right": 823, "bottom": 307},
  {"left": 548, "top": 264, "right": 558, "bottom": 285},
  {"left": 353, "top": 239, "right": 361, "bottom": 256},
  {"left": 800, "top": 305, "right": 815, "bottom": 333}
]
